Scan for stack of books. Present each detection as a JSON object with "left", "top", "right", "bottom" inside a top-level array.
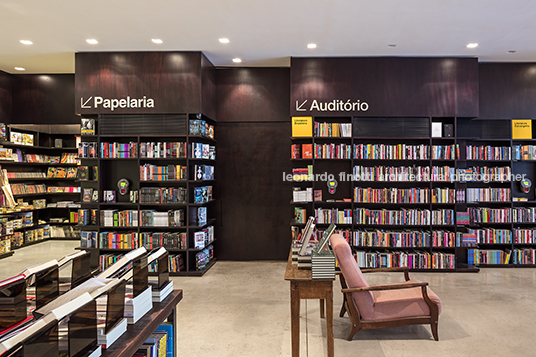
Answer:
[
  {"left": 151, "top": 279, "right": 174, "bottom": 303},
  {"left": 311, "top": 250, "right": 336, "bottom": 279},
  {"left": 124, "top": 284, "right": 153, "bottom": 324}
]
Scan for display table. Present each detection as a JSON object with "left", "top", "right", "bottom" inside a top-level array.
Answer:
[
  {"left": 284, "top": 251, "right": 334, "bottom": 357},
  {"left": 102, "top": 289, "right": 183, "bottom": 357}
]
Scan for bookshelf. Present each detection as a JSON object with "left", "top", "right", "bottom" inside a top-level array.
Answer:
[
  {"left": 78, "top": 114, "right": 216, "bottom": 276},
  {"left": 0, "top": 124, "right": 82, "bottom": 257}
]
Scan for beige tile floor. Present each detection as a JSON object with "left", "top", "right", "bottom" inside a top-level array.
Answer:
[{"left": 2, "top": 241, "right": 536, "bottom": 356}]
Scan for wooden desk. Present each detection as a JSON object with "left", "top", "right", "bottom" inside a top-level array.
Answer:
[
  {"left": 284, "top": 252, "right": 334, "bottom": 357},
  {"left": 102, "top": 289, "right": 183, "bottom": 357}
]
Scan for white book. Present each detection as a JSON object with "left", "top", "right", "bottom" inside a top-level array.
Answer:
[
  {"left": 431, "top": 122, "right": 442, "bottom": 137},
  {"left": 125, "top": 285, "right": 152, "bottom": 306},
  {"left": 151, "top": 281, "right": 173, "bottom": 303},
  {"left": 97, "top": 317, "right": 127, "bottom": 348}
]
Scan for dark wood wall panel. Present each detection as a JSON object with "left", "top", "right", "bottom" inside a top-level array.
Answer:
[
  {"left": 201, "top": 53, "right": 216, "bottom": 120},
  {"left": 214, "top": 122, "right": 292, "bottom": 260},
  {"left": 216, "top": 68, "right": 290, "bottom": 122},
  {"left": 75, "top": 52, "right": 205, "bottom": 114},
  {"left": 12, "top": 74, "right": 77, "bottom": 124},
  {"left": 290, "top": 57, "right": 478, "bottom": 117},
  {"left": 479, "top": 63, "right": 536, "bottom": 119},
  {"left": 0, "top": 70, "right": 12, "bottom": 123},
  {"left": 215, "top": 67, "right": 291, "bottom": 260},
  {"left": 456, "top": 58, "right": 479, "bottom": 117}
]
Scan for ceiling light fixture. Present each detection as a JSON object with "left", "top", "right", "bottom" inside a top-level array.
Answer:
[
  {"left": 219, "top": 38, "right": 230, "bottom": 44},
  {"left": 387, "top": 44, "right": 397, "bottom": 48},
  {"left": 467, "top": 43, "right": 479, "bottom": 48},
  {"left": 20, "top": 40, "right": 33, "bottom": 45},
  {"left": 86, "top": 39, "right": 98, "bottom": 45},
  {"left": 232, "top": 58, "right": 242, "bottom": 63},
  {"left": 151, "top": 39, "right": 163, "bottom": 44},
  {"left": 307, "top": 43, "right": 317, "bottom": 49},
  {"left": 14, "top": 67, "right": 25, "bottom": 71},
  {"left": 507, "top": 50, "right": 517, "bottom": 54}
]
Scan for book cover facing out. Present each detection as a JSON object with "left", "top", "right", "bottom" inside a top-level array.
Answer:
[
  {"left": 512, "top": 119, "right": 532, "bottom": 139},
  {"left": 292, "top": 117, "right": 313, "bottom": 137}
]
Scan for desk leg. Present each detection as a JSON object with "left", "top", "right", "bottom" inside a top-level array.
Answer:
[
  {"left": 290, "top": 282, "right": 300, "bottom": 357},
  {"left": 320, "top": 299, "right": 325, "bottom": 318},
  {"left": 326, "top": 288, "right": 334, "bottom": 357}
]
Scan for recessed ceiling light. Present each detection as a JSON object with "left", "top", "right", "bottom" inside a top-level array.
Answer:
[
  {"left": 14, "top": 67, "right": 25, "bottom": 71},
  {"left": 232, "top": 58, "right": 242, "bottom": 63},
  {"left": 387, "top": 44, "right": 397, "bottom": 48},
  {"left": 151, "top": 39, "right": 163, "bottom": 44},
  {"left": 219, "top": 38, "right": 230, "bottom": 44},
  {"left": 86, "top": 39, "right": 98, "bottom": 45},
  {"left": 467, "top": 43, "right": 478, "bottom": 48},
  {"left": 507, "top": 50, "right": 517, "bottom": 54},
  {"left": 307, "top": 43, "right": 317, "bottom": 49},
  {"left": 20, "top": 40, "right": 33, "bottom": 45}
]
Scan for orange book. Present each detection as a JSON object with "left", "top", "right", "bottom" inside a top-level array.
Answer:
[{"left": 302, "top": 144, "right": 313, "bottom": 159}]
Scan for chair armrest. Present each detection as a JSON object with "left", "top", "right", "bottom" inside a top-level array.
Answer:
[
  {"left": 361, "top": 267, "right": 410, "bottom": 281},
  {"left": 342, "top": 281, "right": 428, "bottom": 293}
]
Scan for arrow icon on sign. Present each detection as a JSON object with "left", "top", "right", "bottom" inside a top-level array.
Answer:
[
  {"left": 296, "top": 100, "right": 307, "bottom": 111},
  {"left": 81, "top": 97, "right": 92, "bottom": 109}
]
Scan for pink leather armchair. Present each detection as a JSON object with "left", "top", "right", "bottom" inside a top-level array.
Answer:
[{"left": 330, "top": 234, "right": 442, "bottom": 341}]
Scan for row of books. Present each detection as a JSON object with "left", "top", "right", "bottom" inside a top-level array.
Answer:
[
  {"left": 294, "top": 207, "right": 307, "bottom": 224},
  {"left": 0, "top": 238, "right": 10, "bottom": 254},
  {"left": 468, "top": 249, "right": 511, "bottom": 265},
  {"left": 99, "top": 253, "right": 123, "bottom": 270},
  {"left": 354, "top": 187, "right": 431, "bottom": 204},
  {"left": 513, "top": 145, "right": 536, "bottom": 161},
  {"left": 193, "top": 226, "right": 215, "bottom": 249},
  {"left": 49, "top": 226, "right": 79, "bottom": 238},
  {"left": 9, "top": 131, "right": 34, "bottom": 145},
  {"left": 46, "top": 167, "right": 78, "bottom": 178},
  {"left": 352, "top": 165, "right": 456, "bottom": 182},
  {"left": 354, "top": 144, "right": 455, "bottom": 160},
  {"left": 140, "top": 141, "right": 187, "bottom": 158},
  {"left": 314, "top": 208, "right": 353, "bottom": 224},
  {"left": 139, "top": 187, "right": 188, "bottom": 204},
  {"left": 169, "top": 254, "right": 186, "bottom": 272},
  {"left": 140, "top": 232, "right": 187, "bottom": 249},
  {"left": 354, "top": 250, "right": 456, "bottom": 269},
  {"left": 461, "top": 166, "right": 511, "bottom": 182},
  {"left": 193, "top": 164, "right": 214, "bottom": 181},
  {"left": 101, "top": 210, "right": 140, "bottom": 227},
  {"left": 10, "top": 184, "right": 46, "bottom": 195},
  {"left": 76, "top": 166, "right": 98, "bottom": 181},
  {"left": 313, "top": 143, "right": 352, "bottom": 159},
  {"left": 6, "top": 172, "right": 46, "bottom": 178},
  {"left": 354, "top": 208, "right": 454, "bottom": 225},
  {"left": 25, "top": 152, "right": 78, "bottom": 164},
  {"left": 189, "top": 119, "right": 215, "bottom": 139},
  {"left": 353, "top": 229, "right": 457, "bottom": 248},
  {"left": 78, "top": 142, "right": 98, "bottom": 158},
  {"left": 466, "top": 188, "right": 511, "bottom": 203},
  {"left": 100, "top": 142, "right": 138, "bottom": 158},
  {"left": 99, "top": 231, "right": 140, "bottom": 249},
  {"left": 196, "top": 244, "right": 214, "bottom": 270},
  {"left": 314, "top": 122, "right": 352, "bottom": 137},
  {"left": 469, "top": 207, "right": 536, "bottom": 223},
  {"left": 191, "top": 142, "right": 216, "bottom": 160},
  {"left": 47, "top": 186, "right": 80, "bottom": 193},
  {"left": 292, "top": 166, "right": 313, "bottom": 181},
  {"left": 139, "top": 164, "right": 187, "bottom": 181},
  {"left": 466, "top": 228, "right": 514, "bottom": 244},
  {"left": 77, "top": 209, "right": 98, "bottom": 226},
  {"left": 193, "top": 186, "right": 213, "bottom": 204},
  {"left": 466, "top": 145, "right": 511, "bottom": 161},
  {"left": 291, "top": 144, "right": 312, "bottom": 159},
  {"left": 512, "top": 249, "right": 536, "bottom": 265},
  {"left": 140, "top": 210, "right": 185, "bottom": 227}
]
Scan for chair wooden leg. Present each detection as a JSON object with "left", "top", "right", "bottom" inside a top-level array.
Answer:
[
  {"left": 347, "top": 322, "right": 360, "bottom": 341},
  {"left": 431, "top": 318, "right": 439, "bottom": 341},
  {"left": 339, "top": 301, "right": 346, "bottom": 317}
]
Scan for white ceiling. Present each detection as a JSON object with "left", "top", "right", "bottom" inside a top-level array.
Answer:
[{"left": 1, "top": 0, "right": 536, "bottom": 74}]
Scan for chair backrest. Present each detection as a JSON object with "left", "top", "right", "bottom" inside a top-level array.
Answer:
[{"left": 330, "top": 234, "right": 375, "bottom": 320}]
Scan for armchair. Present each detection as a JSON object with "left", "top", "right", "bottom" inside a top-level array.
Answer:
[{"left": 330, "top": 234, "right": 442, "bottom": 341}]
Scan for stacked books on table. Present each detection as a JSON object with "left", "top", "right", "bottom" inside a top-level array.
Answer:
[
  {"left": 151, "top": 279, "right": 173, "bottom": 303},
  {"left": 124, "top": 284, "right": 153, "bottom": 324},
  {"left": 311, "top": 250, "right": 336, "bottom": 279}
]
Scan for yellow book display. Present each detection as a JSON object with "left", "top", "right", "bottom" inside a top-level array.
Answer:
[
  {"left": 512, "top": 119, "right": 532, "bottom": 139},
  {"left": 292, "top": 116, "right": 312, "bottom": 137}
]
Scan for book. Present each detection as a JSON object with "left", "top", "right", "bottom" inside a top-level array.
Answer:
[
  {"left": 81, "top": 118, "right": 96, "bottom": 135},
  {"left": 292, "top": 116, "right": 313, "bottom": 137},
  {"left": 302, "top": 144, "right": 313, "bottom": 159},
  {"left": 82, "top": 188, "right": 93, "bottom": 203},
  {"left": 91, "top": 190, "right": 99, "bottom": 203},
  {"left": 77, "top": 166, "right": 88, "bottom": 180},
  {"left": 512, "top": 119, "right": 532, "bottom": 139},
  {"left": 431, "top": 122, "right": 442, "bottom": 137}
]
